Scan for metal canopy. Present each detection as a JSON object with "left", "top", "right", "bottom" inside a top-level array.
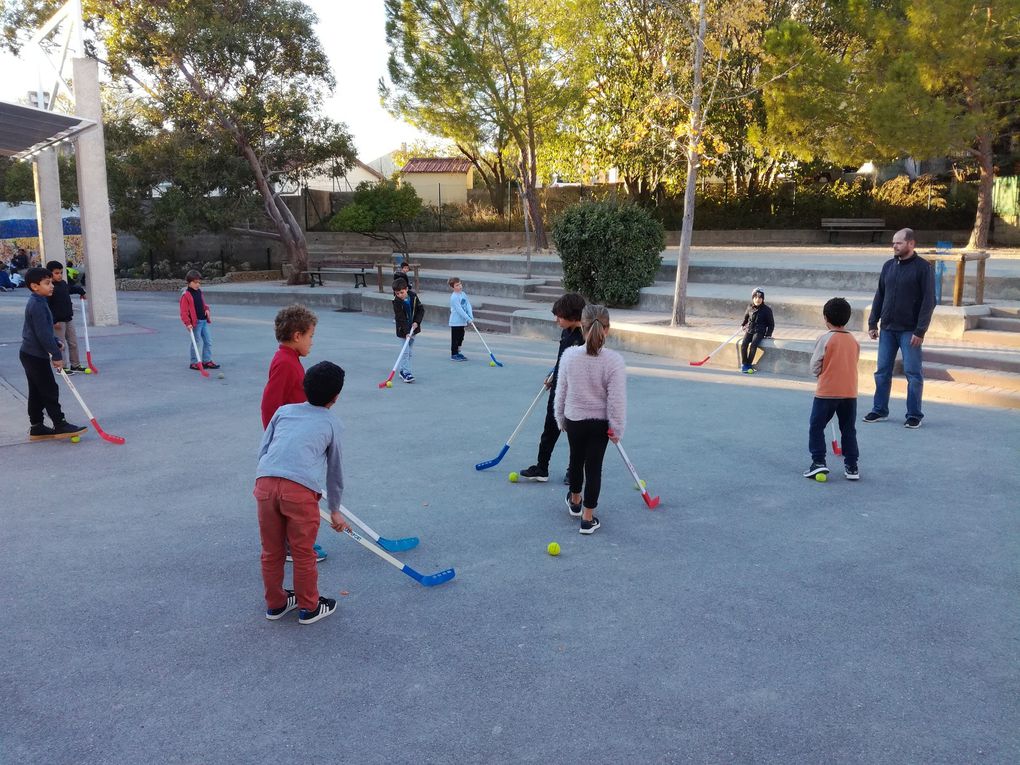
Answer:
[{"left": 0, "top": 100, "right": 95, "bottom": 161}]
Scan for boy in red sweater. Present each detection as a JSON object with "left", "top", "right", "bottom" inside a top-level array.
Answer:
[
  {"left": 260, "top": 304, "right": 326, "bottom": 561},
  {"left": 179, "top": 270, "right": 219, "bottom": 371}
]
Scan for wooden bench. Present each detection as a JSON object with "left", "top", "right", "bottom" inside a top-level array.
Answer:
[
  {"left": 376, "top": 262, "right": 422, "bottom": 293},
  {"left": 302, "top": 253, "right": 393, "bottom": 288},
  {"left": 821, "top": 218, "right": 887, "bottom": 243}
]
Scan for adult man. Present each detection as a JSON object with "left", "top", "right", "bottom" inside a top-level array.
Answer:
[{"left": 864, "top": 228, "right": 936, "bottom": 428}]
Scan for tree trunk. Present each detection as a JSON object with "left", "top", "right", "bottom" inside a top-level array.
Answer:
[
  {"left": 967, "top": 131, "right": 994, "bottom": 250},
  {"left": 671, "top": 0, "right": 707, "bottom": 328}
]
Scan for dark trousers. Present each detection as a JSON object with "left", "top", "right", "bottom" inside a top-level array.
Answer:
[
  {"left": 739, "top": 332, "right": 765, "bottom": 366},
  {"left": 565, "top": 418, "right": 610, "bottom": 510},
  {"left": 809, "top": 397, "right": 859, "bottom": 464},
  {"left": 19, "top": 351, "right": 65, "bottom": 426},
  {"left": 451, "top": 325, "right": 466, "bottom": 355},
  {"left": 535, "top": 391, "right": 559, "bottom": 471}
]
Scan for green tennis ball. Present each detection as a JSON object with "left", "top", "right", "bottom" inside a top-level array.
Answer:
[
  {"left": 634, "top": 479, "right": 646, "bottom": 491},
  {"left": 508, "top": 471, "right": 519, "bottom": 482},
  {"left": 386, "top": 381, "right": 393, "bottom": 388},
  {"left": 547, "top": 541, "right": 560, "bottom": 556},
  {"left": 489, "top": 360, "right": 496, "bottom": 366},
  {"left": 815, "top": 473, "right": 828, "bottom": 482},
  {"left": 70, "top": 436, "right": 80, "bottom": 443},
  {"left": 84, "top": 368, "right": 92, "bottom": 374}
]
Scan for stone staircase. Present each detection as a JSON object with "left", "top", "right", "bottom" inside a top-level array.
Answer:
[{"left": 473, "top": 303, "right": 515, "bottom": 333}]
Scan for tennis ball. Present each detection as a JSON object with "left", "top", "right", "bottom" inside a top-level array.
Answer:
[
  {"left": 84, "top": 368, "right": 92, "bottom": 375},
  {"left": 508, "top": 471, "right": 519, "bottom": 482},
  {"left": 70, "top": 436, "right": 80, "bottom": 443},
  {"left": 217, "top": 373, "right": 225, "bottom": 379},
  {"left": 386, "top": 381, "right": 393, "bottom": 388},
  {"left": 634, "top": 479, "right": 646, "bottom": 491},
  {"left": 547, "top": 542, "right": 560, "bottom": 556},
  {"left": 489, "top": 360, "right": 496, "bottom": 367},
  {"left": 815, "top": 473, "right": 828, "bottom": 483}
]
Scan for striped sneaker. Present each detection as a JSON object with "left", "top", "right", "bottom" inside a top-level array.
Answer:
[
  {"left": 265, "top": 589, "right": 298, "bottom": 620},
  {"left": 298, "top": 597, "right": 337, "bottom": 625}
]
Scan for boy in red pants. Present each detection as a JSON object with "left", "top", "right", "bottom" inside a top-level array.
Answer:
[{"left": 255, "top": 361, "right": 349, "bottom": 625}]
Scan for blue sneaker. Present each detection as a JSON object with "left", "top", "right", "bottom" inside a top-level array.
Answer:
[
  {"left": 451, "top": 353, "right": 468, "bottom": 362},
  {"left": 286, "top": 544, "right": 327, "bottom": 563},
  {"left": 740, "top": 364, "right": 749, "bottom": 373},
  {"left": 265, "top": 589, "right": 298, "bottom": 620},
  {"left": 399, "top": 370, "right": 415, "bottom": 383}
]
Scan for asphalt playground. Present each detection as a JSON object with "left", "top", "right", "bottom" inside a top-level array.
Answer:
[{"left": 1, "top": 291, "right": 1018, "bottom": 764}]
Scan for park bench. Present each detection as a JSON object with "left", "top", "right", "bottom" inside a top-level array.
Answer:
[
  {"left": 302, "top": 253, "right": 392, "bottom": 288},
  {"left": 375, "top": 262, "right": 422, "bottom": 293},
  {"left": 821, "top": 218, "right": 887, "bottom": 243},
  {"left": 922, "top": 244, "right": 990, "bottom": 306}
]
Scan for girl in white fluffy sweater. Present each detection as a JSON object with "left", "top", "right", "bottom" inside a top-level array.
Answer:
[{"left": 554, "top": 304, "right": 627, "bottom": 535}]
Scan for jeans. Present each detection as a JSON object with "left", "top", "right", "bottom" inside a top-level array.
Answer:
[
  {"left": 535, "top": 391, "right": 560, "bottom": 472},
  {"left": 809, "top": 397, "right": 859, "bottom": 464},
  {"left": 871, "top": 329, "right": 923, "bottom": 420},
  {"left": 254, "top": 476, "right": 321, "bottom": 612},
  {"left": 565, "top": 418, "right": 610, "bottom": 510},
  {"left": 399, "top": 335, "right": 415, "bottom": 374},
  {"left": 188, "top": 319, "right": 212, "bottom": 363}
]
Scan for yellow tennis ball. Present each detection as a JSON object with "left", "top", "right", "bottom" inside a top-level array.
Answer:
[
  {"left": 547, "top": 542, "right": 560, "bottom": 556},
  {"left": 489, "top": 360, "right": 496, "bottom": 366},
  {"left": 386, "top": 381, "right": 393, "bottom": 388},
  {"left": 84, "top": 368, "right": 92, "bottom": 374},
  {"left": 70, "top": 436, "right": 81, "bottom": 443},
  {"left": 508, "top": 472, "right": 519, "bottom": 482},
  {"left": 815, "top": 473, "right": 828, "bottom": 483}
]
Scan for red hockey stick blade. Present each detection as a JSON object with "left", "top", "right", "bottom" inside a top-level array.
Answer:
[
  {"left": 642, "top": 492, "right": 661, "bottom": 509},
  {"left": 86, "top": 353, "right": 99, "bottom": 374},
  {"left": 688, "top": 357, "right": 710, "bottom": 366},
  {"left": 91, "top": 418, "right": 125, "bottom": 445},
  {"left": 831, "top": 440, "right": 842, "bottom": 456}
]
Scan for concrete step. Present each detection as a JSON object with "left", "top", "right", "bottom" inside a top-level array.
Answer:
[
  {"left": 529, "top": 284, "right": 563, "bottom": 296},
  {"left": 524, "top": 290, "right": 557, "bottom": 303},
  {"left": 923, "top": 347, "right": 1020, "bottom": 374},
  {"left": 473, "top": 318, "right": 512, "bottom": 334},
  {"left": 960, "top": 328, "right": 1020, "bottom": 349},
  {"left": 477, "top": 303, "right": 517, "bottom": 316},
  {"left": 976, "top": 316, "right": 1020, "bottom": 332},
  {"left": 474, "top": 308, "right": 514, "bottom": 323},
  {"left": 923, "top": 362, "right": 1020, "bottom": 392},
  {"left": 990, "top": 306, "right": 1020, "bottom": 318}
]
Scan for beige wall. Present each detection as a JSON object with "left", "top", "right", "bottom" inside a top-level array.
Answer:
[{"left": 402, "top": 172, "right": 471, "bottom": 205}]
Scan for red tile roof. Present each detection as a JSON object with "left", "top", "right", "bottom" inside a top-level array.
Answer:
[{"left": 401, "top": 157, "right": 473, "bottom": 174}]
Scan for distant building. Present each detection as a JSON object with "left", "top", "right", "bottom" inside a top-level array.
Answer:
[
  {"left": 400, "top": 157, "right": 474, "bottom": 205},
  {"left": 304, "top": 159, "right": 386, "bottom": 192}
]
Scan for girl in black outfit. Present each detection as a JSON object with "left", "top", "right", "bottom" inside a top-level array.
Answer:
[{"left": 739, "top": 288, "right": 774, "bottom": 373}]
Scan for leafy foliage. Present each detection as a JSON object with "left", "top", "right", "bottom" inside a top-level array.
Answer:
[
  {"left": 329, "top": 181, "right": 423, "bottom": 254},
  {"left": 552, "top": 201, "right": 664, "bottom": 306}
]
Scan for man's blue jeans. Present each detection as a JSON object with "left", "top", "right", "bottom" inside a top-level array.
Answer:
[
  {"left": 871, "top": 329, "right": 923, "bottom": 420},
  {"left": 189, "top": 320, "right": 212, "bottom": 364}
]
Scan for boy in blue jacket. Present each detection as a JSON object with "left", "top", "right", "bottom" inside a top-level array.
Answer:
[
  {"left": 448, "top": 277, "right": 474, "bottom": 361},
  {"left": 19, "top": 268, "right": 86, "bottom": 441}
]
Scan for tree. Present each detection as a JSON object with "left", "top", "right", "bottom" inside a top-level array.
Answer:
[
  {"left": 382, "top": 0, "right": 579, "bottom": 248},
  {"left": 762, "top": 0, "right": 1020, "bottom": 249},
  {"left": 329, "top": 180, "right": 423, "bottom": 255},
  {"left": 2, "top": 0, "right": 357, "bottom": 283}
]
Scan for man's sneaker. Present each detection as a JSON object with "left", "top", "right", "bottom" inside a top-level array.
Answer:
[
  {"left": 803, "top": 461, "right": 829, "bottom": 478},
  {"left": 29, "top": 424, "right": 57, "bottom": 441},
  {"left": 298, "top": 596, "right": 337, "bottom": 625},
  {"left": 189, "top": 363, "right": 203, "bottom": 371},
  {"left": 52, "top": 421, "right": 87, "bottom": 437},
  {"left": 519, "top": 465, "right": 549, "bottom": 482},
  {"left": 904, "top": 416, "right": 922, "bottom": 429},
  {"left": 203, "top": 361, "right": 220, "bottom": 369},
  {"left": 863, "top": 412, "right": 887, "bottom": 423},
  {"left": 286, "top": 544, "right": 327, "bottom": 563},
  {"left": 844, "top": 464, "right": 860, "bottom": 480},
  {"left": 580, "top": 516, "right": 601, "bottom": 535},
  {"left": 265, "top": 589, "right": 298, "bottom": 620},
  {"left": 565, "top": 491, "right": 582, "bottom": 518}
]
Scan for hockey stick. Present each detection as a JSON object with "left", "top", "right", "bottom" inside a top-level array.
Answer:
[
  {"left": 690, "top": 329, "right": 743, "bottom": 366},
  {"left": 469, "top": 322, "right": 503, "bottom": 367},
  {"left": 78, "top": 296, "right": 98, "bottom": 373},
  {"left": 327, "top": 501, "right": 419, "bottom": 552},
  {"left": 607, "top": 429, "right": 659, "bottom": 509},
  {"left": 830, "top": 421, "right": 842, "bottom": 456},
  {"left": 53, "top": 362, "right": 125, "bottom": 444},
  {"left": 318, "top": 508, "right": 454, "bottom": 587},
  {"left": 188, "top": 328, "right": 210, "bottom": 377},
  {"left": 474, "top": 381, "right": 548, "bottom": 470},
  {"left": 379, "top": 334, "right": 412, "bottom": 388}
]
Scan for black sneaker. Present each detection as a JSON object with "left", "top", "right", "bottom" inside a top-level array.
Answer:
[
  {"left": 863, "top": 412, "right": 886, "bottom": 423},
  {"left": 565, "top": 491, "right": 582, "bottom": 518},
  {"left": 63, "top": 367, "right": 76, "bottom": 376},
  {"left": 298, "top": 596, "right": 337, "bottom": 625},
  {"left": 29, "top": 423, "right": 57, "bottom": 441},
  {"left": 904, "top": 416, "right": 922, "bottom": 429},
  {"left": 580, "top": 516, "right": 600, "bottom": 535},
  {"left": 519, "top": 465, "right": 549, "bottom": 482},
  {"left": 70, "top": 364, "right": 87, "bottom": 372},
  {"left": 803, "top": 461, "right": 829, "bottom": 478},
  {"left": 265, "top": 589, "right": 298, "bottom": 620},
  {"left": 844, "top": 464, "right": 860, "bottom": 480},
  {"left": 52, "top": 421, "right": 87, "bottom": 436}
]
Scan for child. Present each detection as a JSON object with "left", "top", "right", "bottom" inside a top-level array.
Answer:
[
  {"left": 393, "top": 260, "right": 414, "bottom": 290},
  {"left": 739, "top": 288, "right": 774, "bottom": 374},
  {"left": 260, "top": 304, "right": 327, "bottom": 563},
  {"left": 519, "top": 292, "right": 586, "bottom": 483},
  {"left": 179, "top": 269, "right": 219, "bottom": 371},
  {"left": 392, "top": 279, "right": 424, "bottom": 383},
  {"left": 46, "top": 260, "right": 87, "bottom": 374},
  {"left": 555, "top": 304, "right": 627, "bottom": 535},
  {"left": 18, "top": 267, "right": 86, "bottom": 441},
  {"left": 804, "top": 297, "right": 860, "bottom": 481},
  {"left": 448, "top": 277, "right": 474, "bottom": 361},
  {"left": 255, "top": 361, "right": 350, "bottom": 625}
]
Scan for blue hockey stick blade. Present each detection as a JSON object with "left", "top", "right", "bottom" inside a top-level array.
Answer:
[
  {"left": 475, "top": 443, "right": 510, "bottom": 471},
  {"left": 489, "top": 353, "right": 504, "bottom": 367},
  {"left": 377, "top": 535, "right": 420, "bottom": 552},
  {"left": 402, "top": 565, "right": 456, "bottom": 587}
]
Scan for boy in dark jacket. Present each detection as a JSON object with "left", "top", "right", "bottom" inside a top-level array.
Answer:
[
  {"left": 739, "top": 288, "right": 775, "bottom": 374},
  {"left": 518, "top": 292, "right": 586, "bottom": 483},
  {"left": 19, "top": 268, "right": 86, "bottom": 441},
  {"left": 46, "top": 260, "right": 87, "bottom": 374},
  {"left": 392, "top": 279, "right": 424, "bottom": 383}
]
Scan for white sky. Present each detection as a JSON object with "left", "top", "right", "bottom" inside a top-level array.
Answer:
[{"left": 0, "top": 1, "right": 429, "bottom": 162}]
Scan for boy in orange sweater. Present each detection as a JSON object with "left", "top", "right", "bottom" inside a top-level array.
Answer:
[{"left": 804, "top": 298, "right": 861, "bottom": 481}]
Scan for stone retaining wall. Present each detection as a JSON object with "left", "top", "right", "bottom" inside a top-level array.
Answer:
[{"left": 117, "top": 270, "right": 280, "bottom": 291}]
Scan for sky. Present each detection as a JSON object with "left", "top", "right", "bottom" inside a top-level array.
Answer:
[{"left": 0, "top": 1, "right": 428, "bottom": 163}]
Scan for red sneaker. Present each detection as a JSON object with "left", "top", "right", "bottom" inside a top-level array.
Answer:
[
  {"left": 189, "top": 363, "right": 203, "bottom": 371},
  {"left": 203, "top": 361, "right": 220, "bottom": 369}
]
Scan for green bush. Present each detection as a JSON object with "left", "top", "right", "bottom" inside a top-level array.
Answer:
[{"left": 552, "top": 201, "right": 665, "bottom": 307}]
